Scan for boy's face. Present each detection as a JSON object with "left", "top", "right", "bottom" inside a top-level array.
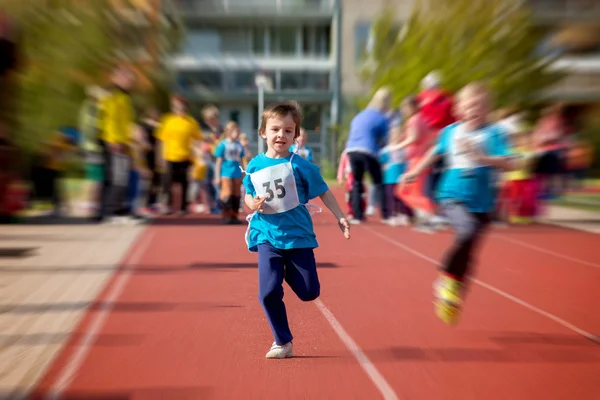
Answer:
[{"left": 260, "top": 114, "right": 296, "bottom": 154}]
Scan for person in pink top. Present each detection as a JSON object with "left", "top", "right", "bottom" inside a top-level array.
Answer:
[
  {"left": 394, "top": 96, "right": 438, "bottom": 231},
  {"left": 337, "top": 150, "right": 364, "bottom": 219}
]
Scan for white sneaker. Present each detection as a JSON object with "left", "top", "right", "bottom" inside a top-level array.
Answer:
[
  {"left": 365, "top": 206, "right": 375, "bottom": 216},
  {"left": 265, "top": 341, "right": 293, "bottom": 359},
  {"left": 395, "top": 215, "right": 410, "bottom": 226},
  {"left": 348, "top": 218, "right": 362, "bottom": 225},
  {"left": 195, "top": 204, "right": 206, "bottom": 213},
  {"left": 382, "top": 218, "right": 397, "bottom": 227}
]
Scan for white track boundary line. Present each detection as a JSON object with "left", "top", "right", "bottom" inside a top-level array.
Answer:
[
  {"left": 315, "top": 299, "right": 399, "bottom": 400},
  {"left": 497, "top": 235, "right": 600, "bottom": 270},
  {"left": 44, "top": 231, "right": 154, "bottom": 400},
  {"left": 363, "top": 226, "right": 600, "bottom": 345}
]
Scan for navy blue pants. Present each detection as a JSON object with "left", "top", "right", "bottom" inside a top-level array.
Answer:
[{"left": 258, "top": 243, "right": 321, "bottom": 345}]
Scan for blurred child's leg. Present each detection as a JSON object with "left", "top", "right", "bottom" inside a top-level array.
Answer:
[
  {"left": 436, "top": 201, "right": 490, "bottom": 324},
  {"left": 345, "top": 180, "right": 353, "bottom": 218},
  {"left": 219, "top": 177, "right": 232, "bottom": 222},
  {"left": 230, "top": 178, "right": 242, "bottom": 222},
  {"left": 382, "top": 184, "right": 394, "bottom": 220}
]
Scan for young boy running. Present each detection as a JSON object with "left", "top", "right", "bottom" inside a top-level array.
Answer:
[{"left": 243, "top": 101, "right": 351, "bottom": 359}]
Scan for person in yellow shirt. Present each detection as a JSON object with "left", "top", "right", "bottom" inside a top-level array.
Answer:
[
  {"left": 96, "top": 66, "right": 137, "bottom": 223},
  {"left": 155, "top": 95, "right": 203, "bottom": 214}
]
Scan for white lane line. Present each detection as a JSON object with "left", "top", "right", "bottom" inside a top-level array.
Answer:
[
  {"left": 315, "top": 299, "right": 399, "bottom": 400},
  {"left": 44, "top": 231, "right": 154, "bottom": 400},
  {"left": 497, "top": 235, "right": 600, "bottom": 270},
  {"left": 363, "top": 226, "right": 600, "bottom": 345}
]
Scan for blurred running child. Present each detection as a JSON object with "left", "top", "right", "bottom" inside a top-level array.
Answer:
[
  {"left": 214, "top": 121, "right": 245, "bottom": 224},
  {"left": 189, "top": 143, "right": 209, "bottom": 213},
  {"left": 289, "top": 127, "right": 313, "bottom": 162},
  {"left": 401, "top": 82, "right": 514, "bottom": 325},
  {"left": 503, "top": 130, "right": 539, "bottom": 224},
  {"left": 239, "top": 132, "right": 251, "bottom": 211},
  {"left": 243, "top": 101, "right": 350, "bottom": 359},
  {"left": 396, "top": 95, "right": 439, "bottom": 232},
  {"left": 379, "top": 126, "right": 413, "bottom": 226},
  {"left": 337, "top": 150, "right": 364, "bottom": 219}
]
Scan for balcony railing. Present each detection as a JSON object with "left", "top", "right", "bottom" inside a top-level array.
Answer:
[
  {"left": 528, "top": 0, "right": 600, "bottom": 21},
  {"left": 176, "top": 71, "right": 331, "bottom": 93},
  {"left": 170, "top": 54, "right": 334, "bottom": 71},
  {"left": 172, "top": 0, "right": 335, "bottom": 15}
]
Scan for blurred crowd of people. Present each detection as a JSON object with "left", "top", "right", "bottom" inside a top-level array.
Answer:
[
  {"left": 16, "top": 65, "right": 317, "bottom": 225},
  {"left": 340, "top": 71, "right": 595, "bottom": 230}
]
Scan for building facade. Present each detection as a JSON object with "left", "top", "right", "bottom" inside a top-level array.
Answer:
[
  {"left": 342, "top": 0, "right": 600, "bottom": 111},
  {"left": 168, "top": 0, "right": 341, "bottom": 164}
]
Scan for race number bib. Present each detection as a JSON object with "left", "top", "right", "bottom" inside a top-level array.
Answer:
[
  {"left": 224, "top": 142, "right": 242, "bottom": 161},
  {"left": 448, "top": 126, "right": 487, "bottom": 170},
  {"left": 249, "top": 161, "right": 300, "bottom": 214},
  {"left": 389, "top": 149, "right": 404, "bottom": 164}
]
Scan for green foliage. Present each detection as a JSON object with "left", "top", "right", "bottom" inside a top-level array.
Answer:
[
  {"left": 1, "top": 0, "right": 183, "bottom": 156},
  {"left": 360, "top": 0, "right": 563, "bottom": 109}
]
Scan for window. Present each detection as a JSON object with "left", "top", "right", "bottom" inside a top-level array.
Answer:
[
  {"left": 220, "top": 28, "right": 251, "bottom": 53},
  {"left": 252, "top": 27, "right": 266, "bottom": 55},
  {"left": 230, "top": 110, "right": 240, "bottom": 123},
  {"left": 280, "top": 72, "right": 330, "bottom": 91},
  {"left": 179, "top": 71, "right": 223, "bottom": 91},
  {"left": 271, "top": 27, "right": 297, "bottom": 55},
  {"left": 354, "top": 21, "right": 372, "bottom": 62},
  {"left": 231, "top": 71, "right": 256, "bottom": 91},
  {"left": 184, "top": 29, "right": 220, "bottom": 55},
  {"left": 302, "top": 24, "right": 331, "bottom": 56}
]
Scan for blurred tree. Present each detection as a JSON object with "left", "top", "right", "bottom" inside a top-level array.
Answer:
[
  {"left": 359, "top": 0, "right": 564, "bottom": 109},
  {"left": 0, "top": 0, "right": 183, "bottom": 158}
]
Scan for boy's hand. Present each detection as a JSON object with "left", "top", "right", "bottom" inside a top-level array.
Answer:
[
  {"left": 250, "top": 196, "right": 267, "bottom": 213},
  {"left": 338, "top": 217, "right": 351, "bottom": 239}
]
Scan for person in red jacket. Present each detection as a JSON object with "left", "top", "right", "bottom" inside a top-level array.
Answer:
[
  {"left": 417, "top": 72, "right": 456, "bottom": 225},
  {"left": 417, "top": 71, "right": 456, "bottom": 132}
]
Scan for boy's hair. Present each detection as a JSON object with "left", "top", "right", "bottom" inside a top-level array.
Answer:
[{"left": 259, "top": 100, "right": 303, "bottom": 139}]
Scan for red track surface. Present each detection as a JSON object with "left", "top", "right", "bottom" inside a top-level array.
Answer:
[{"left": 32, "top": 192, "right": 600, "bottom": 400}]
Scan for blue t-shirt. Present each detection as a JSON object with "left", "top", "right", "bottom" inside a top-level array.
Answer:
[
  {"left": 379, "top": 146, "right": 406, "bottom": 185},
  {"left": 289, "top": 144, "right": 314, "bottom": 162},
  {"left": 345, "top": 109, "right": 389, "bottom": 155},
  {"left": 215, "top": 140, "right": 245, "bottom": 178},
  {"left": 434, "top": 122, "right": 509, "bottom": 213},
  {"left": 243, "top": 153, "right": 329, "bottom": 252}
]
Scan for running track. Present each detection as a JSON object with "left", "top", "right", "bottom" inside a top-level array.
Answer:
[{"left": 31, "top": 195, "right": 600, "bottom": 399}]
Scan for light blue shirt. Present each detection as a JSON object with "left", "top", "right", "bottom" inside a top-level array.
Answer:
[
  {"left": 215, "top": 140, "right": 245, "bottom": 179},
  {"left": 379, "top": 146, "right": 406, "bottom": 185},
  {"left": 434, "top": 123, "right": 509, "bottom": 213},
  {"left": 289, "top": 144, "right": 314, "bottom": 162},
  {"left": 243, "top": 153, "right": 329, "bottom": 252}
]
